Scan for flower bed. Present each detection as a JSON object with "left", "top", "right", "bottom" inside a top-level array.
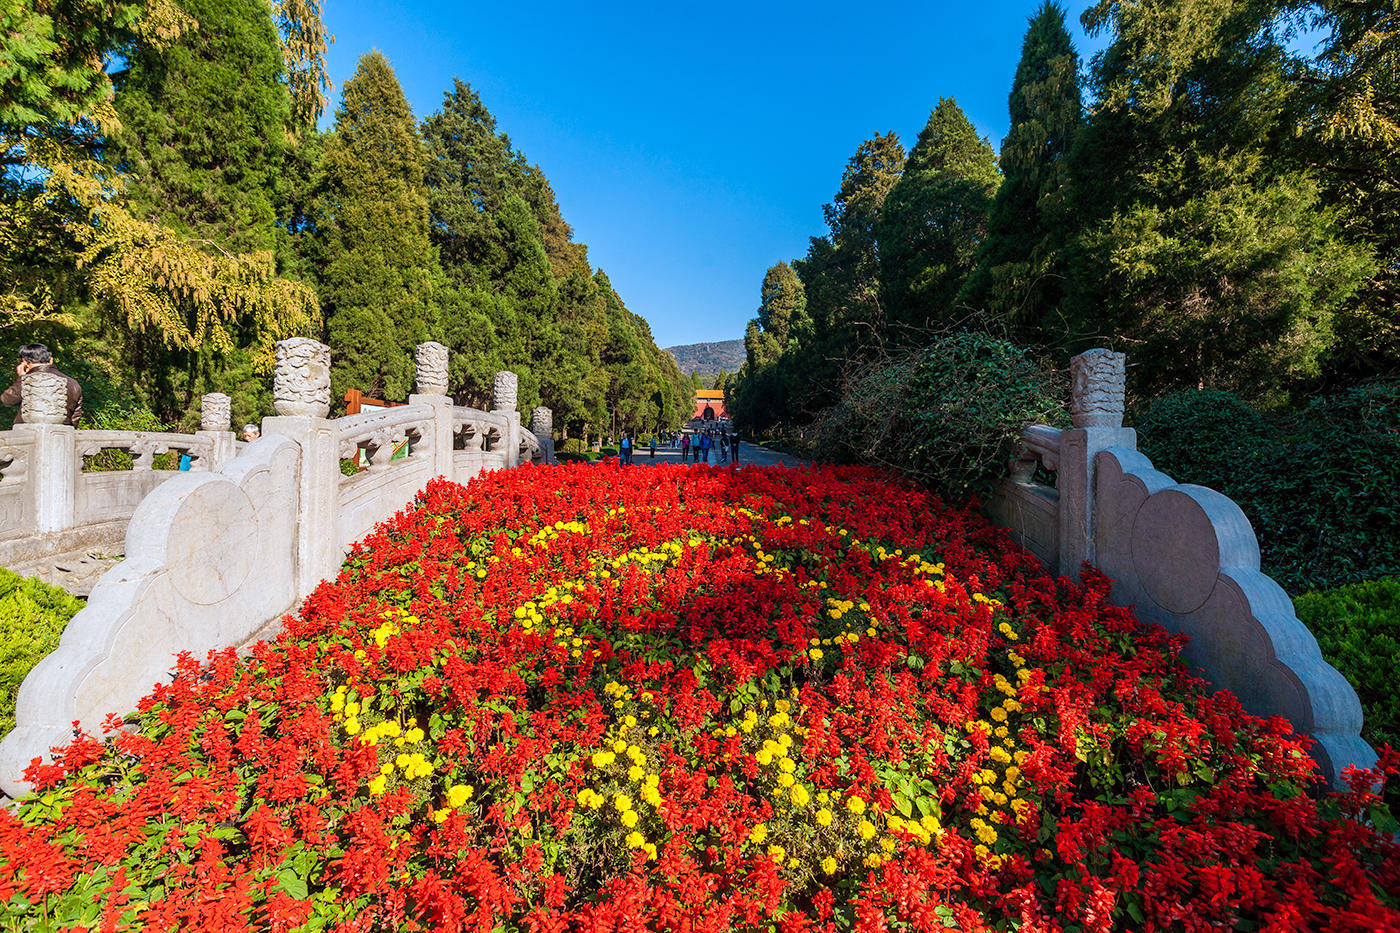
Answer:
[{"left": 1, "top": 463, "right": 1397, "bottom": 932}]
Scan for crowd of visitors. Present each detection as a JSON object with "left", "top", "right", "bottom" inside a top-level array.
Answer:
[{"left": 615, "top": 427, "right": 743, "bottom": 467}]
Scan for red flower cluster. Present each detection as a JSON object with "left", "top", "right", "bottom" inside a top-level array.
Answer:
[{"left": 0, "top": 462, "right": 1397, "bottom": 932}]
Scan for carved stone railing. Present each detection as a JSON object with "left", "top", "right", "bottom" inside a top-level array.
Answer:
[
  {"left": 0, "top": 396, "right": 238, "bottom": 574},
  {"left": 0, "top": 343, "right": 551, "bottom": 796},
  {"left": 989, "top": 350, "right": 1374, "bottom": 789}
]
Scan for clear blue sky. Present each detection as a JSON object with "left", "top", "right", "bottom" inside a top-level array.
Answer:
[{"left": 322, "top": 1, "right": 1110, "bottom": 350}]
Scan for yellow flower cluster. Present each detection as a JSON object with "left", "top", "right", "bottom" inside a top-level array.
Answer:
[{"left": 527, "top": 518, "right": 591, "bottom": 548}]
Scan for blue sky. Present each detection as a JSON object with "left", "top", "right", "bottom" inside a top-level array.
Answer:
[{"left": 322, "top": 1, "right": 1112, "bottom": 349}]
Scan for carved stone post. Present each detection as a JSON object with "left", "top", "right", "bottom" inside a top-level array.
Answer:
[
  {"left": 411, "top": 342, "right": 453, "bottom": 483},
  {"left": 196, "top": 392, "right": 237, "bottom": 470},
  {"left": 530, "top": 406, "right": 554, "bottom": 464},
  {"left": 263, "top": 338, "right": 339, "bottom": 595},
  {"left": 1057, "top": 349, "right": 1135, "bottom": 578},
  {"left": 492, "top": 371, "right": 518, "bottom": 413},
  {"left": 492, "top": 371, "right": 522, "bottom": 468},
  {"left": 16, "top": 371, "right": 76, "bottom": 533},
  {"left": 272, "top": 337, "right": 331, "bottom": 417}
]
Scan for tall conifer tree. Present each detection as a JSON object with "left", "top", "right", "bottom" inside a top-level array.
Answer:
[
  {"left": 108, "top": 0, "right": 289, "bottom": 254},
  {"left": 315, "top": 51, "right": 440, "bottom": 401},
  {"left": 960, "top": 3, "right": 1081, "bottom": 342},
  {"left": 1069, "top": 0, "right": 1372, "bottom": 398},
  {"left": 792, "top": 132, "right": 904, "bottom": 416},
  {"left": 878, "top": 99, "right": 999, "bottom": 336}
]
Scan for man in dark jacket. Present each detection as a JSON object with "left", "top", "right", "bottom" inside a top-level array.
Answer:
[{"left": 0, "top": 343, "right": 83, "bottom": 426}]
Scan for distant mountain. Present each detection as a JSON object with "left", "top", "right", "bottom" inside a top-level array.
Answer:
[{"left": 665, "top": 339, "right": 745, "bottom": 376}]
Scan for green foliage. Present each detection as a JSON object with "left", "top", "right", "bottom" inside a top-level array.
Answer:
[
  {"left": 1133, "top": 390, "right": 1270, "bottom": 494},
  {"left": 788, "top": 133, "right": 905, "bottom": 419},
  {"left": 1068, "top": 0, "right": 1374, "bottom": 402},
  {"left": 1138, "top": 384, "right": 1400, "bottom": 593},
  {"left": 0, "top": 0, "right": 191, "bottom": 126},
  {"left": 960, "top": 2, "right": 1082, "bottom": 342},
  {"left": 420, "top": 79, "right": 686, "bottom": 434},
  {"left": 879, "top": 99, "right": 1000, "bottom": 337},
  {"left": 0, "top": 568, "right": 85, "bottom": 737},
  {"left": 1294, "top": 578, "right": 1400, "bottom": 758},
  {"left": 109, "top": 0, "right": 290, "bottom": 256},
  {"left": 816, "top": 332, "right": 1066, "bottom": 504},
  {"left": 314, "top": 51, "right": 440, "bottom": 403}
]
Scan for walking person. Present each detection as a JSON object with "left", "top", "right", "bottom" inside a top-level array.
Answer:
[
  {"left": 730, "top": 432, "right": 741, "bottom": 466},
  {"left": 649, "top": 435, "right": 656, "bottom": 459},
  {"left": 619, "top": 432, "right": 632, "bottom": 465},
  {"left": 681, "top": 433, "right": 690, "bottom": 463},
  {"left": 699, "top": 432, "right": 711, "bottom": 464}
]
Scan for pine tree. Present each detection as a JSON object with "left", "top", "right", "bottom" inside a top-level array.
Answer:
[
  {"left": 877, "top": 98, "right": 999, "bottom": 337},
  {"left": 791, "top": 132, "right": 904, "bottom": 416},
  {"left": 108, "top": 0, "right": 290, "bottom": 255},
  {"left": 960, "top": 2, "right": 1081, "bottom": 342},
  {"left": 1069, "top": 0, "right": 1372, "bottom": 399},
  {"left": 314, "top": 51, "right": 440, "bottom": 402}
]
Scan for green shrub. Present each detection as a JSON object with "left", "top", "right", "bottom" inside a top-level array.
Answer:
[
  {"left": 817, "top": 332, "right": 1066, "bottom": 504},
  {"left": 1136, "top": 390, "right": 1270, "bottom": 493},
  {"left": 600, "top": 447, "right": 618, "bottom": 458},
  {"left": 80, "top": 403, "right": 178, "bottom": 471},
  {"left": 556, "top": 451, "right": 599, "bottom": 464},
  {"left": 1138, "top": 383, "right": 1400, "bottom": 593},
  {"left": 559, "top": 437, "right": 589, "bottom": 455},
  {"left": 0, "top": 568, "right": 85, "bottom": 737},
  {"left": 1294, "top": 578, "right": 1400, "bottom": 771}
]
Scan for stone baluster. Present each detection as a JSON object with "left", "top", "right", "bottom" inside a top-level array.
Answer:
[
  {"left": 1057, "top": 349, "right": 1135, "bottom": 578},
  {"left": 16, "top": 371, "right": 75, "bottom": 532},
  {"left": 411, "top": 342, "right": 454, "bottom": 483},
  {"left": 196, "top": 392, "right": 237, "bottom": 469},
  {"left": 262, "top": 338, "right": 339, "bottom": 595},
  {"left": 530, "top": 406, "right": 554, "bottom": 463},
  {"left": 492, "top": 371, "right": 518, "bottom": 413},
  {"left": 492, "top": 372, "right": 522, "bottom": 468}
]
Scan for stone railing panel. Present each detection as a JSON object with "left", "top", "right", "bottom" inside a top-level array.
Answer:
[
  {"left": 1092, "top": 449, "right": 1373, "bottom": 787},
  {"left": 337, "top": 404, "right": 434, "bottom": 472},
  {"left": 0, "top": 433, "right": 35, "bottom": 542},
  {"left": 337, "top": 457, "right": 432, "bottom": 548},
  {"left": 76, "top": 431, "right": 217, "bottom": 472},
  {"left": 0, "top": 435, "right": 302, "bottom": 798}
]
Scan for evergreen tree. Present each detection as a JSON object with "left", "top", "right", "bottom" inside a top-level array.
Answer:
[
  {"left": 791, "top": 132, "right": 904, "bottom": 416},
  {"left": 314, "top": 51, "right": 440, "bottom": 402},
  {"left": 878, "top": 99, "right": 999, "bottom": 337},
  {"left": 734, "top": 261, "right": 805, "bottom": 431},
  {"left": 1069, "top": 0, "right": 1372, "bottom": 400},
  {"left": 1297, "top": 0, "right": 1400, "bottom": 379},
  {"left": 109, "top": 0, "right": 290, "bottom": 255},
  {"left": 960, "top": 2, "right": 1081, "bottom": 342}
]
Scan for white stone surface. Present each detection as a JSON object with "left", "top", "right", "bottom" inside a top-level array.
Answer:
[
  {"left": 1093, "top": 449, "right": 1374, "bottom": 787},
  {"left": 273, "top": 338, "right": 331, "bottom": 418},
  {"left": 20, "top": 372, "right": 69, "bottom": 425},
  {"left": 492, "top": 371, "right": 518, "bottom": 413},
  {"left": 0, "top": 436, "right": 302, "bottom": 798},
  {"left": 200, "top": 393, "right": 231, "bottom": 432},
  {"left": 415, "top": 342, "right": 449, "bottom": 396}
]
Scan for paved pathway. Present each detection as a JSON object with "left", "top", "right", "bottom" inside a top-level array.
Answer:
[{"left": 623, "top": 438, "right": 807, "bottom": 469}]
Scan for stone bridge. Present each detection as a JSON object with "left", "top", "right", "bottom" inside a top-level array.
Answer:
[
  {"left": 0, "top": 339, "right": 553, "bottom": 796},
  {"left": 0, "top": 344, "right": 1376, "bottom": 798}
]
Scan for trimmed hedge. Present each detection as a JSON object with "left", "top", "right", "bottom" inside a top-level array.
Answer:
[
  {"left": 0, "top": 568, "right": 85, "bottom": 737},
  {"left": 1294, "top": 577, "right": 1400, "bottom": 757},
  {"left": 1138, "top": 384, "right": 1400, "bottom": 594}
]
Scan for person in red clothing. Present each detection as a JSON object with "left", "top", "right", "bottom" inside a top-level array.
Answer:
[{"left": 0, "top": 343, "right": 82, "bottom": 426}]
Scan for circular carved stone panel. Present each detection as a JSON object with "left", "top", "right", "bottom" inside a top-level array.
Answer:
[
  {"left": 1130, "top": 488, "right": 1220, "bottom": 615},
  {"left": 167, "top": 481, "right": 256, "bottom": 605}
]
